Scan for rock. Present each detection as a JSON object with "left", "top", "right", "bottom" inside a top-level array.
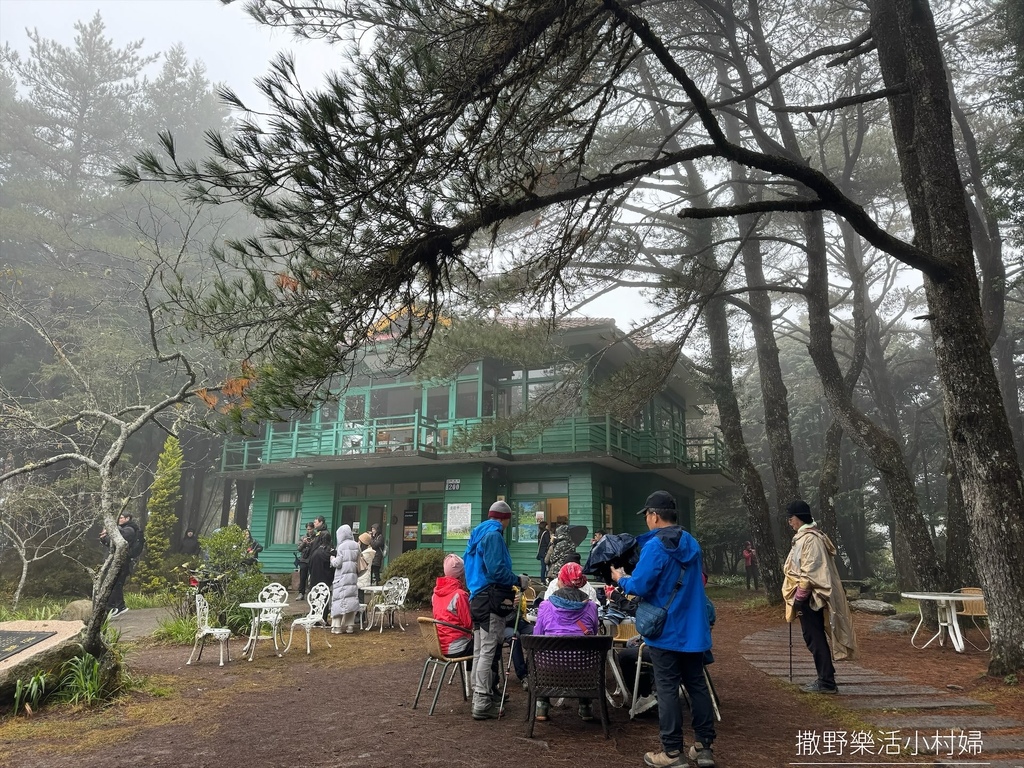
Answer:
[
  {"left": 59, "top": 599, "right": 94, "bottom": 622},
  {"left": 850, "top": 599, "right": 897, "bottom": 615},
  {"left": 870, "top": 617, "right": 915, "bottom": 635},
  {"left": 0, "top": 620, "right": 87, "bottom": 705}
]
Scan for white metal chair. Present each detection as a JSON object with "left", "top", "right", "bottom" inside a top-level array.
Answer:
[
  {"left": 187, "top": 592, "right": 232, "bottom": 667},
  {"left": 254, "top": 581, "right": 289, "bottom": 652},
  {"left": 369, "top": 577, "right": 409, "bottom": 633},
  {"left": 284, "top": 582, "right": 332, "bottom": 654}
]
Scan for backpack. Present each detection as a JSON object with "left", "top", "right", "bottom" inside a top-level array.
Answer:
[{"left": 129, "top": 526, "right": 145, "bottom": 560}]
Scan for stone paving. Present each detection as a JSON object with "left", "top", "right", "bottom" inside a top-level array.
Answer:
[{"left": 742, "top": 627, "right": 1024, "bottom": 768}]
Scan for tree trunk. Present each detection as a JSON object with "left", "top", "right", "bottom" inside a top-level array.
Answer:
[
  {"left": 804, "top": 211, "right": 944, "bottom": 594},
  {"left": 220, "top": 479, "right": 232, "bottom": 528},
  {"left": 234, "top": 479, "right": 254, "bottom": 529},
  {"left": 872, "top": 0, "right": 1024, "bottom": 674},
  {"left": 704, "top": 295, "right": 784, "bottom": 604},
  {"left": 943, "top": 458, "right": 978, "bottom": 590}
]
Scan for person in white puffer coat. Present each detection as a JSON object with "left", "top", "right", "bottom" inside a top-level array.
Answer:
[{"left": 330, "top": 525, "right": 360, "bottom": 633}]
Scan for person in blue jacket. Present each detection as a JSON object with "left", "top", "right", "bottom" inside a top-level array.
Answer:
[
  {"left": 612, "top": 491, "right": 716, "bottom": 768},
  {"left": 463, "top": 500, "right": 528, "bottom": 720}
]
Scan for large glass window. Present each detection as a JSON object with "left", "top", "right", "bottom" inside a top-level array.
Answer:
[
  {"left": 344, "top": 394, "right": 366, "bottom": 421},
  {"left": 455, "top": 381, "right": 478, "bottom": 418},
  {"left": 425, "top": 386, "right": 449, "bottom": 420},
  {"left": 270, "top": 490, "right": 302, "bottom": 545},
  {"left": 370, "top": 385, "right": 418, "bottom": 418},
  {"left": 510, "top": 479, "right": 569, "bottom": 542}
]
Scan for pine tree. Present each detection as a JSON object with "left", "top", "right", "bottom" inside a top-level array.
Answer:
[{"left": 135, "top": 435, "right": 183, "bottom": 594}]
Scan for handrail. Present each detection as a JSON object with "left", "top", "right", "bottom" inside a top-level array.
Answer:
[{"left": 221, "top": 414, "right": 728, "bottom": 473}]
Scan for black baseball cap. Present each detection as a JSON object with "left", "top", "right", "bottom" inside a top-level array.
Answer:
[{"left": 637, "top": 490, "right": 677, "bottom": 515}]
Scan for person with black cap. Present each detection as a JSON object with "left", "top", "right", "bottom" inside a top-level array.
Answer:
[
  {"left": 463, "top": 500, "right": 529, "bottom": 720},
  {"left": 783, "top": 499, "right": 857, "bottom": 695},
  {"left": 611, "top": 491, "right": 716, "bottom": 768}
]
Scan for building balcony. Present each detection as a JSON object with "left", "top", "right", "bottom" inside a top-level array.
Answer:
[{"left": 221, "top": 413, "right": 728, "bottom": 481}]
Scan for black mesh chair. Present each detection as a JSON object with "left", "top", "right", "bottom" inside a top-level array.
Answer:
[{"left": 520, "top": 634, "right": 613, "bottom": 738}]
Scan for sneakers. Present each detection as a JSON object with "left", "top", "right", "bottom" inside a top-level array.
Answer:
[
  {"left": 296, "top": 593, "right": 305, "bottom": 602},
  {"left": 633, "top": 693, "right": 658, "bottom": 715},
  {"left": 472, "top": 700, "right": 504, "bottom": 720},
  {"left": 800, "top": 680, "right": 838, "bottom": 694},
  {"left": 643, "top": 750, "right": 685, "bottom": 768},
  {"left": 534, "top": 700, "right": 550, "bottom": 721},
  {"left": 578, "top": 701, "right": 594, "bottom": 721},
  {"left": 108, "top": 606, "right": 129, "bottom": 619},
  {"left": 688, "top": 743, "right": 716, "bottom": 767},
  {"left": 520, "top": 677, "right": 529, "bottom": 691}
]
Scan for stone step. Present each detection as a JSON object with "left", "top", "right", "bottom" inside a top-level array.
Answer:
[
  {"left": 842, "top": 695, "right": 992, "bottom": 711},
  {"left": 833, "top": 684, "right": 944, "bottom": 696},
  {"left": 871, "top": 715, "right": 1024, "bottom": 731}
]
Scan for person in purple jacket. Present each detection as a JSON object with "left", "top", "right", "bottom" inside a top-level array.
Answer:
[{"left": 532, "top": 562, "right": 600, "bottom": 723}]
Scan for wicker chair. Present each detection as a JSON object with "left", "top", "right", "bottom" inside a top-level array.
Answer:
[
  {"left": 954, "top": 587, "right": 990, "bottom": 651},
  {"left": 413, "top": 618, "right": 473, "bottom": 715},
  {"left": 520, "top": 634, "right": 613, "bottom": 738}
]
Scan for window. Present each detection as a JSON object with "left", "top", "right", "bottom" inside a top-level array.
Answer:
[
  {"left": 425, "top": 386, "right": 449, "bottom": 420},
  {"left": 320, "top": 399, "right": 339, "bottom": 424},
  {"left": 270, "top": 490, "right": 302, "bottom": 545},
  {"left": 455, "top": 381, "right": 478, "bottom": 418},
  {"left": 420, "top": 501, "right": 443, "bottom": 545},
  {"left": 366, "top": 483, "right": 391, "bottom": 497},
  {"left": 344, "top": 395, "right": 366, "bottom": 422}
]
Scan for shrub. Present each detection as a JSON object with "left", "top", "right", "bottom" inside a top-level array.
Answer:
[
  {"left": 381, "top": 548, "right": 445, "bottom": 607},
  {"left": 133, "top": 435, "right": 182, "bottom": 594},
  {"left": 194, "top": 526, "right": 268, "bottom": 634}
]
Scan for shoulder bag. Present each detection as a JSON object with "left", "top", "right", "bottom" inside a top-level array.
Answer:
[{"left": 634, "top": 566, "right": 684, "bottom": 640}]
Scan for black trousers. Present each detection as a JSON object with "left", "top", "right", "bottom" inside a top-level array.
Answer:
[
  {"left": 107, "top": 562, "right": 132, "bottom": 610},
  {"left": 799, "top": 606, "right": 836, "bottom": 687},
  {"left": 297, "top": 562, "right": 310, "bottom": 594},
  {"left": 745, "top": 564, "right": 759, "bottom": 590}
]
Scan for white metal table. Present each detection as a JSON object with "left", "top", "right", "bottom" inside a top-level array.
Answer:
[
  {"left": 900, "top": 591, "right": 985, "bottom": 654},
  {"left": 239, "top": 601, "right": 289, "bottom": 661}
]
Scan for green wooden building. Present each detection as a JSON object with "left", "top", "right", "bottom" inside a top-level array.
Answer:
[{"left": 221, "top": 320, "right": 731, "bottom": 575}]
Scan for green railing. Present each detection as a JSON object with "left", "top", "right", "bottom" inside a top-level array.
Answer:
[{"left": 221, "top": 414, "right": 726, "bottom": 474}]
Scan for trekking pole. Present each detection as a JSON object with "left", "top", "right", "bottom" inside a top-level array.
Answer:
[{"left": 498, "top": 589, "right": 527, "bottom": 718}]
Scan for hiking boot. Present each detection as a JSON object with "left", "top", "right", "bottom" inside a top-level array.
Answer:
[
  {"left": 643, "top": 750, "right": 685, "bottom": 768},
  {"left": 578, "top": 701, "right": 594, "bottom": 721},
  {"left": 535, "top": 700, "right": 550, "bottom": 721},
  {"left": 692, "top": 745, "right": 715, "bottom": 768},
  {"left": 800, "top": 680, "right": 838, "bottom": 694}
]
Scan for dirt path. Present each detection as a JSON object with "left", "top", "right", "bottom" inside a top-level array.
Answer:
[{"left": 0, "top": 595, "right": 1019, "bottom": 768}]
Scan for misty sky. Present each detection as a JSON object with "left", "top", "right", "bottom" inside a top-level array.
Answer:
[
  {"left": 0, "top": 0, "right": 336, "bottom": 107},
  {"left": 0, "top": 0, "right": 650, "bottom": 326}
]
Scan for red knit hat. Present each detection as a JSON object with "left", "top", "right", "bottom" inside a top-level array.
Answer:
[{"left": 558, "top": 562, "right": 586, "bottom": 589}]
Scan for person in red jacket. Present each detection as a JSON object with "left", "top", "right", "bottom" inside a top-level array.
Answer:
[{"left": 432, "top": 554, "right": 473, "bottom": 656}]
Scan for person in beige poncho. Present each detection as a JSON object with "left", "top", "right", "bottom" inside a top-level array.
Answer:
[{"left": 782, "top": 500, "right": 857, "bottom": 694}]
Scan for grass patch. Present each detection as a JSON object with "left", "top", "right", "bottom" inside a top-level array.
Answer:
[
  {"left": 152, "top": 615, "right": 197, "bottom": 645},
  {"left": 125, "top": 592, "right": 171, "bottom": 610}
]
